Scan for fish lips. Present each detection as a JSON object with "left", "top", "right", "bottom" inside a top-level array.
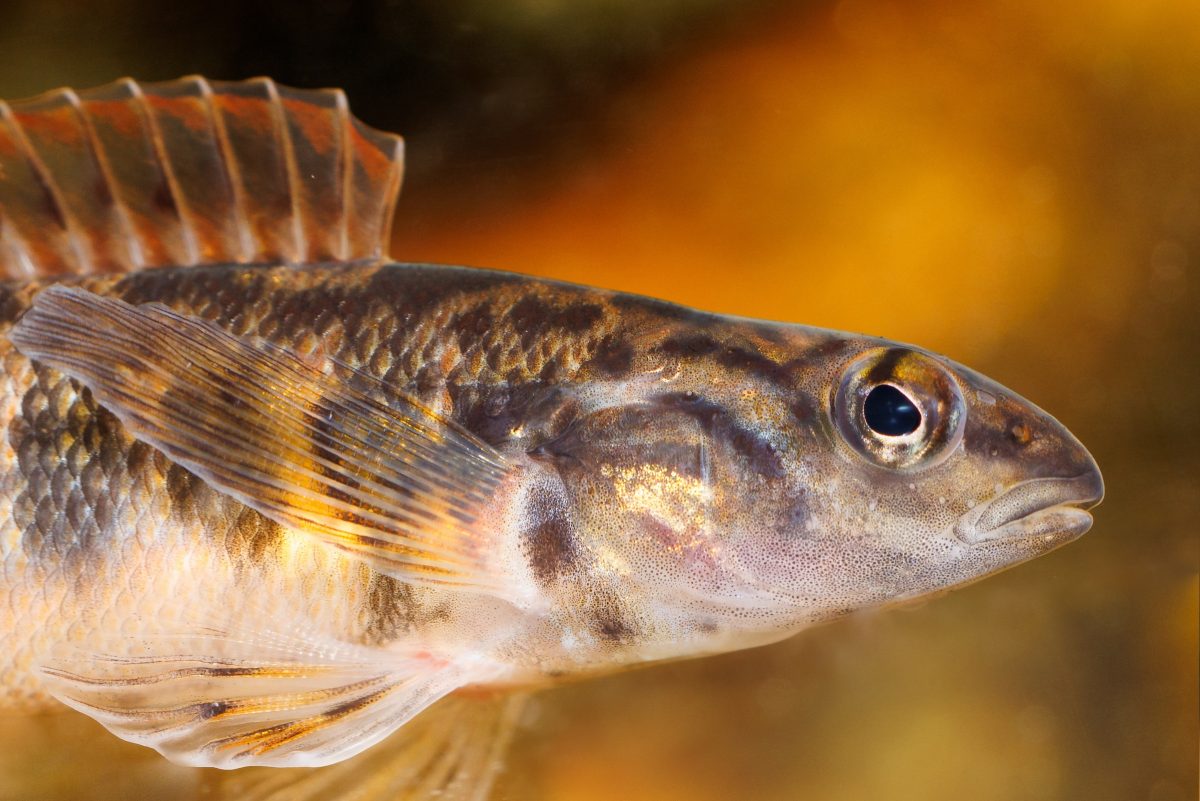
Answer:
[{"left": 953, "top": 469, "right": 1105, "bottom": 546}]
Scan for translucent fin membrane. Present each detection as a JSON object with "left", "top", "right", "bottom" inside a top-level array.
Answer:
[
  {"left": 224, "top": 693, "right": 528, "bottom": 800},
  {"left": 0, "top": 75, "right": 404, "bottom": 277},
  {"left": 40, "top": 620, "right": 489, "bottom": 769}
]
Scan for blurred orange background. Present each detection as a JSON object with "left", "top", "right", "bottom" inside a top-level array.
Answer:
[{"left": 0, "top": 1, "right": 1196, "bottom": 800}]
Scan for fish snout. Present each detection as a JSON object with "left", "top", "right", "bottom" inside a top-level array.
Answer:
[{"left": 946, "top": 357, "right": 1104, "bottom": 547}]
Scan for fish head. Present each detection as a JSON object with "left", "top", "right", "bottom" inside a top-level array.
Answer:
[
  {"left": 524, "top": 314, "right": 1102, "bottom": 657},
  {"left": 774, "top": 340, "right": 1104, "bottom": 616}
]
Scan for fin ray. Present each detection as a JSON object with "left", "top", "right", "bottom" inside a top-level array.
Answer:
[
  {"left": 40, "top": 623, "right": 487, "bottom": 769},
  {"left": 225, "top": 693, "right": 528, "bottom": 801}
]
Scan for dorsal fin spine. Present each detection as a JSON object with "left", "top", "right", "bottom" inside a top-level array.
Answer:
[
  {"left": 0, "top": 98, "right": 86, "bottom": 273},
  {"left": 127, "top": 78, "right": 201, "bottom": 265},
  {"left": 336, "top": 88, "right": 354, "bottom": 262},
  {"left": 262, "top": 76, "right": 305, "bottom": 264},
  {"left": 376, "top": 120, "right": 404, "bottom": 258},
  {"left": 0, "top": 103, "right": 37, "bottom": 279},
  {"left": 68, "top": 87, "right": 142, "bottom": 271},
  {"left": 0, "top": 216, "right": 34, "bottom": 278},
  {"left": 196, "top": 76, "right": 254, "bottom": 263}
]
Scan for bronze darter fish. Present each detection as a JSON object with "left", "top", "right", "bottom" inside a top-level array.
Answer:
[{"left": 0, "top": 77, "right": 1102, "bottom": 799}]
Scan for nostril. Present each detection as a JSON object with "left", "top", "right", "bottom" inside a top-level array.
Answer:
[{"left": 1009, "top": 422, "right": 1034, "bottom": 446}]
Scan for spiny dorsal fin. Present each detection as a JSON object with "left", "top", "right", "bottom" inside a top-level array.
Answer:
[{"left": 0, "top": 76, "right": 403, "bottom": 278}]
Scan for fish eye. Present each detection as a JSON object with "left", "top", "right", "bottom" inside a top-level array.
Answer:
[
  {"left": 863, "top": 384, "right": 921, "bottom": 436},
  {"left": 832, "top": 347, "right": 965, "bottom": 470}
]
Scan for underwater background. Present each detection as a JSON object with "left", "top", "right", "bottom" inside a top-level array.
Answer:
[{"left": 0, "top": 1, "right": 1195, "bottom": 799}]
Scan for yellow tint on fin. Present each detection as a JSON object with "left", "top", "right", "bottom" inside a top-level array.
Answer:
[
  {"left": 0, "top": 75, "right": 403, "bottom": 277},
  {"left": 222, "top": 693, "right": 528, "bottom": 801},
  {"left": 11, "top": 286, "right": 519, "bottom": 599},
  {"left": 39, "top": 621, "right": 503, "bottom": 769}
]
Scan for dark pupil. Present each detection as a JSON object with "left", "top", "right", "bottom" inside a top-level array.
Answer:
[{"left": 863, "top": 384, "right": 921, "bottom": 436}]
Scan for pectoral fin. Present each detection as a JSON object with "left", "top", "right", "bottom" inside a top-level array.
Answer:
[
  {"left": 41, "top": 622, "right": 501, "bottom": 769},
  {"left": 11, "top": 285, "right": 519, "bottom": 599}
]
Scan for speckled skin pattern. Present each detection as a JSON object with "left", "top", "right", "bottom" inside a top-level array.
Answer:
[{"left": 0, "top": 261, "right": 1101, "bottom": 707}]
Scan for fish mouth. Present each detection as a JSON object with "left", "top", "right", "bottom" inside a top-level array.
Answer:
[{"left": 954, "top": 471, "right": 1104, "bottom": 545}]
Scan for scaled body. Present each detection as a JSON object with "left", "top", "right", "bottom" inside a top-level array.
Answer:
[{"left": 0, "top": 78, "right": 1102, "bottom": 794}]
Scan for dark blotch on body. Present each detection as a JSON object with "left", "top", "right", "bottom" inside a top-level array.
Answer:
[
  {"left": 508, "top": 295, "right": 604, "bottom": 336},
  {"left": 790, "top": 397, "right": 816, "bottom": 424},
  {"left": 451, "top": 303, "right": 494, "bottom": 342},
  {"left": 524, "top": 504, "right": 578, "bottom": 586},
  {"left": 586, "top": 334, "right": 634, "bottom": 376},
  {"left": 658, "top": 336, "right": 796, "bottom": 387},
  {"left": 657, "top": 334, "right": 719, "bottom": 358},
  {"left": 232, "top": 506, "right": 284, "bottom": 565},
  {"left": 589, "top": 589, "right": 633, "bottom": 642},
  {"left": 716, "top": 345, "right": 793, "bottom": 386},
  {"left": 362, "top": 572, "right": 429, "bottom": 644},
  {"left": 165, "top": 462, "right": 199, "bottom": 518}
]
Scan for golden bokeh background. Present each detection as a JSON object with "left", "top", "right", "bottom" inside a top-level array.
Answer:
[{"left": 0, "top": 1, "right": 1196, "bottom": 800}]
